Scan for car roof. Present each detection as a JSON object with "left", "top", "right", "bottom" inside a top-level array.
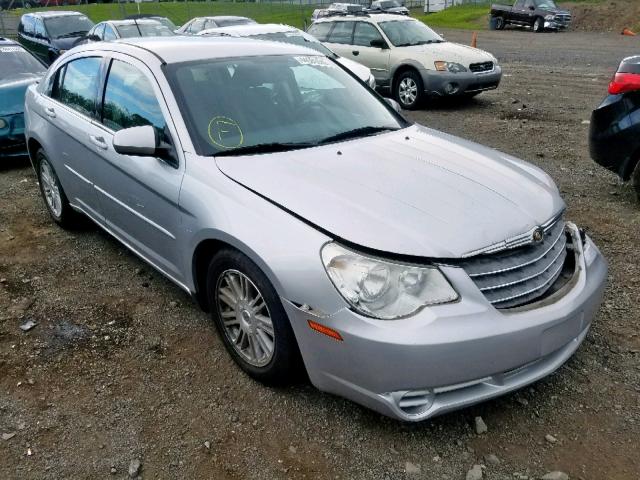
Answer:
[
  {"left": 0, "top": 37, "right": 18, "bottom": 46},
  {"left": 72, "top": 36, "right": 322, "bottom": 64},
  {"left": 200, "top": 23, "right": 297, "bottom": 36},
  {"left": 193, "top": 16, "right": 254, "bottom": 21},
  {"left": 25, "top": 11, "right": 86, "bottom": 18},
  {"left": 106, "top": 19, "right": 163, "bottom": 26},
  {"left": 314, "top": 13, "right": 413, "bottom": 23}
]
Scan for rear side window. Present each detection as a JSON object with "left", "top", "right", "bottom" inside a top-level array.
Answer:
[
  {"left": 188, "top": 19, "right": 206, "bottom": 33},
  {"left": 55, "top": 57, "right": 102, "bottom": 118},
  {"left": 101, "top": 59, "right": 169, "bottom": 142},
  {"left": 327, "top": 21, "right": 354, "bottom": 44},
  {"left": 306, "top": 22, "right": 333, "bottom": 42}
]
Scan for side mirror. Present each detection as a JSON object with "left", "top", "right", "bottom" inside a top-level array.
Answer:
[
  {"left": 385, "top": 97, "right": 402, "bottom": 113},
  {"left": 528, "top": 5, "right": 535, "bottom": 10},
  {"left": 370, "top": 38, "right": 388, "bottom": 49},
  {"left": 113, "top": 125, "right": 158, "bottom": 156},
  {"left": 87, "top": 34, "right": 101, "bottom": 42}
]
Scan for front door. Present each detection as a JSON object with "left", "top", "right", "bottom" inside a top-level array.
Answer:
[
  {"left": 89, "top": 55, "right": 185, "bottom": 282},
  {"left": 350, "top": 22, "right": 390, "bottom": 84}
]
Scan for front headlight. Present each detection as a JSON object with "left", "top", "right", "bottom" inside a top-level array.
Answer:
[
  {"left": 434, "top": 61, "right": 468, "bottom": 73},
  {"left": 367, "top": 73, "right": 376, "bottom": 89},
  {"left": 321, "top": 243, "right": 458, "bottom": 319},
  {"left": 0, "top": 118, "right": 7, "bottom": 129}
]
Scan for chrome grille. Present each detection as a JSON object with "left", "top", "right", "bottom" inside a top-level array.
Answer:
[
  {"left": 469, "top": 61, "right": 494, "bottom": 73},
  {"left": 458, "top": 219, "right": 567, "bottom": 309},
  {"left": 554, "top": 14, "right": 571, "bottom": 26}
]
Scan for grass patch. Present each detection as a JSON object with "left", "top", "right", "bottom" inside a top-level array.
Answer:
[{"left": 417, "top": 4, "right": 491, "bottom": 30}]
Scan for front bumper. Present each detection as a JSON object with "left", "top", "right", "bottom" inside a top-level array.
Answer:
[
  {"left": 421, "top": 65, "right": 502, "bottom": 97},
  {"left": 284, "top": 224, "right": 606, "bottom": 421},
  {"left": 544, "top": 20, "right": 571, "bottom": 30},
  {"left": 0, "top": 112, "right": 28, "bottom": 158}
]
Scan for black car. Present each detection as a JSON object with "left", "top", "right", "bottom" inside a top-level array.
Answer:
[
  {"left": 589, "top": 55, "right": 640, "bottom": 201},
  {"left": 491, "top": 0, "right": 571, "bottom": 32},
  {"left": 368, "top": 0, "right": 409, "bottom": 15},
  {"left": 17, "top": 11, "right": 94, "bottom": 65}
]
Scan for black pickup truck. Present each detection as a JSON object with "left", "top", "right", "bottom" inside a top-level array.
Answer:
[{"left": 490, "top": 0, "right": 571, "bottom": 33}]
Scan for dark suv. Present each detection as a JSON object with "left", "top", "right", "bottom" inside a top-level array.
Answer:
[{"left": 18, "top": 11, "right": 94, "bottom": 65}]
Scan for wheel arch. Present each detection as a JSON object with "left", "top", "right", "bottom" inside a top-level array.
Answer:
[
  {"left": 391, "top": 62, "right": 423, "bottom": 91},
  {"left": 26, "top": 136, "right": 43, "bottom": 171}
]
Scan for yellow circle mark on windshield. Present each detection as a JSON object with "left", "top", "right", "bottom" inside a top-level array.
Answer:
[{"left": 208, "top": 116, "right": 244, "bottom": 149}]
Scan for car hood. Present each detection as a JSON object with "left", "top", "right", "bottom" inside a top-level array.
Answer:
[
  {"left": 215, "top": 124, "right": 564, "bottom": 259},
  {"left": 51, "top": 36, "right": 83, "bottom": 50},
  {"left": 401, "top": 41, "right": 495, "bottom": 67},
  {"left": 385, "top": 6, "right": 409, "bottom": 13},
  {"left": 335, "top": 56, "right": 371, "bottom": 82},
  {"left": 543, "top": 8, "right": 570, "bottom": 15},
  {"left": 0, "top": 73, "right": 42, "bottom": 114}
]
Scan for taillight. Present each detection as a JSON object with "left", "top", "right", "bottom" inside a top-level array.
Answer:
[{"left": 608, "top": 72, "right": 640, "bottom": 95}]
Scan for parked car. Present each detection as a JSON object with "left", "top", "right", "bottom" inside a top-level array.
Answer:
[
  {"left": 81, "top": 19, "right": 175, "bottom": 44},
  {"left": 0, "top": 0, "right": 36, "bottom": 10},
  {"left": 0, "top": 38, "right": 46, "bottom": 157},
  {"left": 311, "top": 3, "right": 365, "bottom": 21},
  {"left": 125, "top": 14, "right": 179, "bottom": 32},
  {"left": 307, "top": 14, "right": 501, "bottom": 109},
  {"left": 198, "top": 23, "right": 377, "bottom": 88},
  {"left": 176, "top": 16, "right": 255, "bottom": 35},
  {"left": 17, "top": 11, "right": 94, "bottom": 64},
  {"left": 369, "top": 0, "right": 409, "bottom": 16},
  {"left": 589, "top": 55, "right": 640, "bottom": 201},
  {"left": 24, "top": 36, "right": 606, "bottom": 421},
  {"left": 490, "top": 0, "right": 571, "bottom": 32}
]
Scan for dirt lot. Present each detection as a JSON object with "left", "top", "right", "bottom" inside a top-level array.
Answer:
[{"left": 1, "top": 29, "right": 639, "bottom": 480}]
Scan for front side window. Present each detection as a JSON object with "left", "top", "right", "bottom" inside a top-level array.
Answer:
[
  {"left": 103, "top": 25, "right": 117, "bottom": 41},
  {"left": 22, "top": 16, "right": 35, "bottom": 35},
  {"left": 378, "top": 20, "right": 443, "bottom": 47},
  {"left": 166, "top": 54, "right": 405, "bottom": 156},
  {"left": 92, "top": 23, "right": 105, "bottom": 40},
  {"left": 44, "top": 15, "right": 94, "bottom": 39},
  {"left": 188, "top": 19, "right": 206, "bottom": 33},
  {"left": 55, "top": 57, "right": 102, "bottom": 117},
  {"left": 353, "top": 22, "right": 384, "bottom": 47},
  {"left": 34, "top": 19, "right": 46, "bottom": 38},
  {"left": 327, "top": 21, "right": 354, "bottom": 44},
  {"left": 306, "top": 22, "right": 333, "bottom": 42},
  {"left": 102, "top": 59, "right": 168, "bottom": 141}
]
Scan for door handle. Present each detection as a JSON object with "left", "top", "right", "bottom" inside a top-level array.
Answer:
[
  {"left": 352, "top": 50, "right": 360, "bottom": 56},
  {"left": 44, "top": 106, "right": 56, "bottom": 118},
  {"left": 89, "top": 134, "right": 108, "bottom": 150}
]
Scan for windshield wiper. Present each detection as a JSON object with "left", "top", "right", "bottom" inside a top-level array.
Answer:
[
  {"left": 317, "top": 126, "right": 399, "bottom": 145},
  {"left": 56, "top": 30, "right": 89, "bottom": 38},
  {"left": 214, "top": 142, "right": 315, "bottom": 157}
]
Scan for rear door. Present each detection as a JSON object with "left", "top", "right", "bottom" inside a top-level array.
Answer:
[
  {"left": 39, "top": 55, "right": 104, "bottom": 218},
  {"left": 89, "top": 55, "right": 185, "bottom": 282},
  {"left": 512, "top": 0, "right": 528, "bottom": 24},
  {"left": 350, "top": 21, "right": 390, "bottom": 83}
]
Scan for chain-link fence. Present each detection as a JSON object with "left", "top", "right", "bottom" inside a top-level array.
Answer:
[{"left": 0, "top": 0, "right": 491, "bottom": 39}]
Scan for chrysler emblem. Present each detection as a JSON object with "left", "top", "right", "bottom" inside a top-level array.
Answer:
[{"left": 532, "top": 227, "right": 544, "bottom": 243}]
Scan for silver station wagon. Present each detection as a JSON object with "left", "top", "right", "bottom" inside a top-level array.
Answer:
[{"left": 24, "top": 37, "right": 606, "bottom": 421}]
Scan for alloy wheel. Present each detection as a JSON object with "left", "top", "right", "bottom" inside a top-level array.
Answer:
[
  {"left": 39, "top": 160, "right": 62, "bottom": 218},
  {"left": 399, "top": 77, "right": 418, "bottom": 107},
  {"left": 215, "top": 269, "right": 275, "bottom": 367}
]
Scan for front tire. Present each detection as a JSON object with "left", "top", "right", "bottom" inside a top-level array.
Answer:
[
  {"left": 36, "top": 149, "right": 79, "bottom": 228},
  {"left": 207, "top": 249, "right": 303, "bottom": 385},
  {"left": 395, "top": 69, "right": 424, "bottom": 110},
  {"left": 533, "top": 17, "right": 544, "bottom": 33}
]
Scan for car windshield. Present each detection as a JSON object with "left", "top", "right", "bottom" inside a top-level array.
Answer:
[
  {"left": 378, "top": 20, "right": 443, "bottom": 47},
  {"left": 116, "top": 22, "right": 175, "bottom": 38},
  {"left": 215, "top": 17, "right": 255, "bottom": 27},
  {"left": 379, "top": 1, "right": 402, "bottom": 8},
  {"left": 248, "top": 31, "right": 336, "bottom": 57},
  {"left": 536, "top": 0, "right": 557, "bottom": 9},
  {"left": 166, "top": 54, "right": 405, "bottom": 156},
  {"left": 44, "top": 15, "right": 94, "bottom": 39},
  {"left": 0, "top": 46, "right": 45, "bottom": 80}
]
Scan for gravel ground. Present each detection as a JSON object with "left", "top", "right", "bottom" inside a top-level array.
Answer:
[{"left": 1, "top": 29, "right": 639, "bottom": 480}]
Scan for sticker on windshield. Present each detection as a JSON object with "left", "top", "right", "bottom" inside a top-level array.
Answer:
[
  {"left": 293, "top": 56, "right": 336, "bottom": 68},
  {"left": 0, "top": 47, "right": 22, "bottom": 53},
  {"left": 208, "top": 116, "right": 244, "bottom": 149}
]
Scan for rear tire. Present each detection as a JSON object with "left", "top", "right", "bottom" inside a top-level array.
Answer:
[
  {"left": 632, "top": 160, "right": 640, "bottom": 203},
  {"left": 394, "top": 69, "right": 424, "bottom": 110},
  {"left": 206, "top": 249, "right": 303, "bottom": 386},
  {"left": 533, "top": 17, "right": 544, "bottom": 33},
  {"left": 494, "top": 16, "right": 505, "bottom": 30},
  {"left": 36, "top": 149, "right": 81, "bottom": 229}
]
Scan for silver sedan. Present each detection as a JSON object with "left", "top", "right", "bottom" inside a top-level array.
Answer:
[{"left": 24, "top": 37, "right": 606, "bottom": 421}]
